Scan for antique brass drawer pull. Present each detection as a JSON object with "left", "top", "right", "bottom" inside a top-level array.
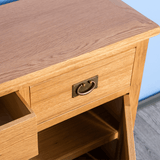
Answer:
[
  {"left": 72, "top": 75, "right": 98, "bottom": 98},
  {"left": 77, "top": 81, "right": 96, "bottom": 96}
]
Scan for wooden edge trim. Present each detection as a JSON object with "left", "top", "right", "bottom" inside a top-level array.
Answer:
[
  {"left": 0, "top": 113, "right": 35, "bottom": 132},
  {"left": 58, "top": 132, "right": 118, "bottom": 160}
]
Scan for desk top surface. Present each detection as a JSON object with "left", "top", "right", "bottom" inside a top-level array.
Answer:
[{"left": 0, "top": 0, "right": 159, "bottom": 84}]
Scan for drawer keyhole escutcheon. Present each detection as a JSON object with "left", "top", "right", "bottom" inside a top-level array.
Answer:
[{"left": 72, "top": 75, "right": 98, "bottom": 98}]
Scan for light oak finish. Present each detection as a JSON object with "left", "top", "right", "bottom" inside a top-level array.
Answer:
[
  {"left": 31, "top": 106, "right": 118, "bottom": 160},
  {"left": 103, "top": 96, "right": 123, "bottom": 122},
  {"left": 18, "top": 87, "right": 31, "bottom": 107},
  {"left": 0, "top": 92, "right": 38, "bottom": 160},
  {"left": 0, "top": 0, "right": 159, "bottom": 86},
  {"left": 0, "top": 28, "right": 159, "bottom": 98},
  {"left": 101, "top": 95, "right": 136, "bottom": 160},
  {"left": 37, "top": 87, "right": 130, "bottom": 132},
  {"left": 123, "top": 95, "right": 136, "bottom": 160},
  {"left": 129, "top": 40, "right": 149, "bottom": 129},
  {"left": 30, "top": 48, "right": 135, "bottom": 125},
  {"left": 102, "top": 97, "right": 124, "bottom": 160},
  {"left": 0, "top": 0, "right": 160, "bottom": 159},
  {"left": 1, "top": 136, "right": 38, "bottom": 160}
]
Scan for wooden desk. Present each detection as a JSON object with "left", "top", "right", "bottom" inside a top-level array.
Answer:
[{"left": 0, "top": 0, "right": 160, "bottom": 159}]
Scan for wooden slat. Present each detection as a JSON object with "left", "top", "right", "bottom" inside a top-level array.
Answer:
[
  {"left": 130, "top": 39, "right": 149, "bottom": 128},
  {"left": 0, "top": 0, "right": 159, "bottom": 86},
  {"left": 31, "top": 108, "right": 118, "bottom": 160},
  {"left": 123, "top": 95, "right": 136, "bottom": 160}
]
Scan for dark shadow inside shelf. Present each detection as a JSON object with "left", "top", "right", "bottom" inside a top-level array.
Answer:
[{"left": 0, "top": 92, "right": 30, "bottom": 126}]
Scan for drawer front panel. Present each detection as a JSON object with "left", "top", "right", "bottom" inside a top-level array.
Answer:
[
  {"left": 1, "top": 136, "right": 38, "bottom": 160},
  {"left": 30, "top": 48, "right": 135, "bottom": 124},
  {"left": 0, "top": 92, "right": 38, "bottom": 159}
]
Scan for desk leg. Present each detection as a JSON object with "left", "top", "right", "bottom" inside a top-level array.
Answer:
[
  {"left": 130, "top": 39, "right": 149, "bottom": 129},
  {"left": 123, "top": 95, "right": 136, "bottom": 160},
  {"left": 116, "top": 94, "right": 136, "bottom": 160}
]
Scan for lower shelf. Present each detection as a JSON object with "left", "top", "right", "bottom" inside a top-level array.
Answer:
[
  {"left": 31, "top": 105, "right": 118, "bottom": 160},
  {"left": 74, "top": 146, "right": 110, "bottom": 160}
]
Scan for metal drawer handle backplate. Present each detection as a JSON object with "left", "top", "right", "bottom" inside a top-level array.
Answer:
[
  {"left": 77, "top": 81, "right": 96, "bottom": 96},
  {"left": 72, "top": 75, "right": 98, "bottom": 98}
]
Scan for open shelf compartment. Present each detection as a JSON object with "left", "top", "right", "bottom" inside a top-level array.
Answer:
[{"left": 31, "top": 103, "right": 119, "bottom": 160}]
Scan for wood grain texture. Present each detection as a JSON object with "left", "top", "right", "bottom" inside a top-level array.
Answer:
[
  {"left": 30, "top": 49, "right": 135, "bottom": 125},
  {"left": 0, "top": 0, "right": 159, "bottom": 87},
  {"left": 37, "top": 87, "right": 130, "bottom": 131},
  {"left": 0, "top": 28, "right": 159, "bottom": 98},
  {"left": 0, "top": 92, "right": 30, "bottom": 120},
  {"left": 103, "top": 96, "right": 123, "bottom": 122},
  {"left": 1, "top": 136, "right": 38, "bottom": 160},
  {"left": 0, "top": 93, "right": 38, "bottom": 159},
  {"left": 18, "top": 87, "right": 31, "bottom": 107},
  {"left": 129, "top": 40, "right": 149, "bottom": 129},
  {"left": 0, "top": 1, "right": 159, "bottom": 159},
  {"left": 31, "top": 107, "right": 118, "bottom": 160},
  {"left": 101, "top": 140, "right": 118, "bottom": 159},
  {"left": 123, "top": 95, "right": 136, "bottom": 160},
  {"left": 101, "top": 97, "right": 123, "bottom": 160}
]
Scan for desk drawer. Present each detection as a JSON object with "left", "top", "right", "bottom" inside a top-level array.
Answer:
[
  {"left": 30, "top": 48, "right": 135, "bottom": 125},
  {"left": 0, "top": 92, "right": 38, "bottom": 160}
]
